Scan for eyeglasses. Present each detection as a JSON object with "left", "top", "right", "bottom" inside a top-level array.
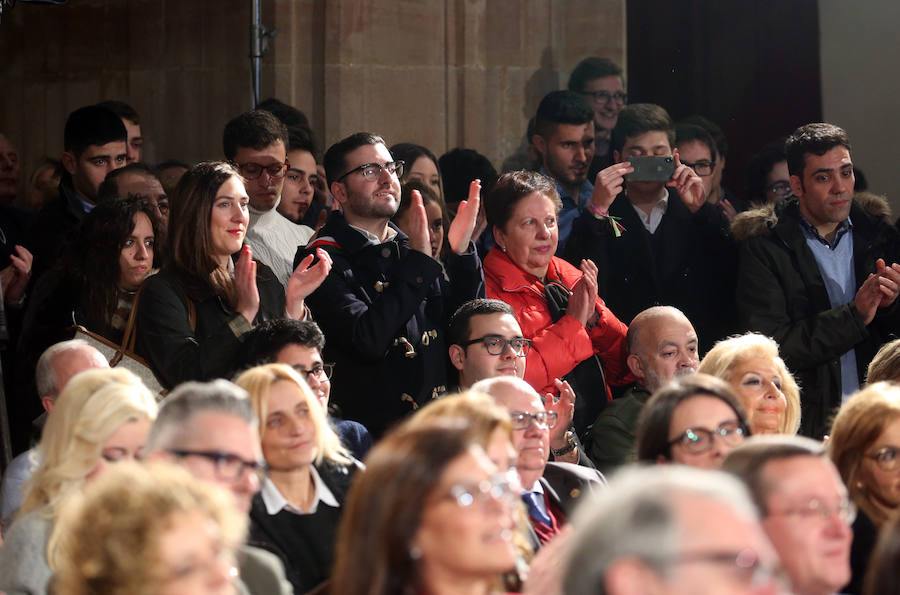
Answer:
[
  {"left": 234, "top": 161, "right": 290, "bottom": 180},
  {"left": 580, "top": 90, "right": 628, "bottom": 105},
  {"left": 168, "top": 449, "right": 267, "bottom": 484},
  {"left": 444, "top": 470, "right": 521, "bottom": 509},
  {"left": 682, "top": 160, "right": 716, "bottom": 177},
  {"left": 867, "top": 445, "right": 900, "bottom": 471},
  {"left": 336, "top": 161, "right": 404, "bottom": 183},
  {"left": 675, "top": 549, "right": 786, "bottom": 588},
  {"left": 459, "top": 335, "right": 532, "bottom": 357},
  {"left": 668, "top": 420, "right": 745, "bottom": 454},
  {"left": 768, "top": 497, "right": 857, "bottom": 525},
  {"left": 292, "top": 362, "right": 334, "bottom": 383},
  {"left": 509, "top": 410, "right": 558, "bottom": 431},
  {"left": 766, "top": 181, "right": 792, "bottom": 198}
]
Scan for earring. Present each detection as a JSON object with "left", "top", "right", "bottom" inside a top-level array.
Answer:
[{"left": 409, "top": 545, "right": 422, "bottom": 560}]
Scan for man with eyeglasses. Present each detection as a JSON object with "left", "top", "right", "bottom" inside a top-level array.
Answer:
[
  {"left": 223, "top": 110, "right": 314, "bottom": 287},
  {"left": 145, "top": 379, "right": 292, "bottom": 595},
  {"left": 240, "top": 318, "right": 372, "bottom": 459},
  {"left": 296, "top": 132, "right": 484, "bottom": 438},
  {"left": 472, "top": 376, "right": 603, "bottom": 547},
  {"left": 567, "top": 57, "right": 628, "bottom": 182},
  {"left": 565, "top": 465, "right": 783, "bottom": 595},
  {"left": 723, "top": 435, "right": 853, "bottom": 595},
  {"left": 675, "top": 124, "right": 719, "bottom": 207}
]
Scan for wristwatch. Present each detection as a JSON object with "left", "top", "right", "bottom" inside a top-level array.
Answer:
[{"left": 551, "top": 430, "right": 577, "bottom": 456}]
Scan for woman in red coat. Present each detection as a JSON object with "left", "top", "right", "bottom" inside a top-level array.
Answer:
[{"left": 484, "top": 171, "right": 630, "bottom": 425}]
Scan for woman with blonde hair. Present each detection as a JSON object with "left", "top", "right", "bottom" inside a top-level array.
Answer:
[
  {"left": 867, "top": 338, "right": 900, "bottom": 384},
  {"left": 0, "top": 367, "right": 157, "bottom": 594},
  {"left": 829, "top": 382, "right": 900, "bottom": 594},
  {"left": 233, "top": 363, "right": 358, "bottom": 594},
  {"left": 51, "top": 461, "right": 246, "bottom": 595},
  {"left": 698, "top": 332, "right": 801, "bottom": 435}
]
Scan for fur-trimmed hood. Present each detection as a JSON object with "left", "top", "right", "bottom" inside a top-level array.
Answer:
[{"left": 730, "top": 192, "right": 892, "bottom": 241}]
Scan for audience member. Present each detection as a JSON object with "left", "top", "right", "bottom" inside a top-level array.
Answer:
[
  {"left": 483, "top": 170, "right": 629, "bottom": 434},
  {"left": 747, "top": 140, "right": 790, "bottom": 207},
  {"left": 565, "top": 103, "right": 737, "bottom": 353},
  {"left": 51, "top": 462, "right": 247, "bottom": 595},
  {"left": 866, "top": 338, "right": 900, "bottom": 383},
  {"left": 723, "top": 435, "right": 854, "bottom": 595},
  {"left": 863, "top": 511, "right": 900, "bottom": 595},
  {"left": 98, "top": 99, "right": 144, "bottom": 164},
  {"left": 136, "top": 161, "right": 327, "bottom": 389},
  {"left": 393, "top": 181, "right": 445, "bottom": 261},
  {"left": 144, "top": 379, "right": 293, "bottom": 595},
  {"left": 635, "top": 373, "right": 749, "bottom": 469},
  {"left": 277, "top": 129, "right": 319, "bottom": 225},
  {"left": 0, "top": 132, "right": 20, "bottom": 205},
  {"left": 698, "top": 332, "right": 802, "bottom": 435},
  {"left": 96, "top": 162, "right": 169, "bottom": 228},
  {"left": 530, "top": 90, "right": 597, "bottom": 253},
  {"left": 332, "top": 423, "right": 519, "bottom": 595},
  {"left": 0, "top": 368, "right": 157, "bottom": 594},
  {"left": 234, "top": 363, "right": 359, "bottom": 593},
  {"left": 438, "top": 147, "right": 497, "bottom": 255},
  {"left": 447, "top": 298, "right": 527, "bottom": 389},
  {"left": 568, "top": 57, "right": 627, "bottom": 181},
  {"left": 239, "top": 318, "right": 373, "bottom": 459},
  {"left": 828, "top": 382, "right": 900, "bottom": 594},
  {"left": 734, "top": 122, "right": 900, "bottom": 437},
  {"left": 299, "top": 132, "right": 484, "bottom": 437},
  {"left": 563, "top": 465, "right": 781, "bottom": 595},
  {"left": 154, "top": 158, "right": 189, "bottom": 196},
  {"left": 588, "top": 305, "right": 699, "bottom": 473},
  {"left": 391, "top": 142, "right": 443, "bottom": 199},
  {"left": 223, "top": 110, "right": 314, "bottom": 287},
  {"left": 0, "top": 340, "right": 108, "bottom": 532},
  {"left": 28, "top": 105, "right": 127, "bottom": 277},
  {"left": 680, "top": 113, "right": 747, "bottom": 212},
  {"left": 675, "top": 123, "right": 727, "bottom": 216},
  {"left": 472, "top": 376, "right": 603, "bottom": 546},
  {"left": 25, "top": 158, "right": 61, "bottom": 212}
]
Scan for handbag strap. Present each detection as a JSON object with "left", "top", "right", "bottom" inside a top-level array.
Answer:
[{"left": 123, "top": 286, "right": 144, "bottom": 353}]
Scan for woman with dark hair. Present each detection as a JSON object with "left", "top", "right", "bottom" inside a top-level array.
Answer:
[
  {"left": 136, "top": 161, "right": 330, "bottom": 389},
  {"left": 390, "top": 142, "right": 443, "bottom": 200},
  {"left": 393, "top": 181, "right": 446, "bottom": 261},
  {"left": 20, "top": 195, "right": 160, "bottom": 362},
  {"left": 635, "top": 373, "right": 750, "bottom": 469},
  {"left": 331, "top": 423, "right": 519, "bottom": 595},
  {"left": 483, "top": 170, "right": 630, "bottom": 434}
]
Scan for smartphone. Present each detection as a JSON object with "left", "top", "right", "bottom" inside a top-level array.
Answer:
[{"left": 626, "top": 156, "right": 675, "bottom": 182}]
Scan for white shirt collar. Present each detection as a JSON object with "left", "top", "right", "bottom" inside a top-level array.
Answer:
[
  {"left": 630, "top": 189, "right": 670, "bottom": 233},
  {"left": 349, "top": 223, "right": 398, "bottom": 245},
  {"left": 260, "top": 467, "right": 339, "bottom": 515}
]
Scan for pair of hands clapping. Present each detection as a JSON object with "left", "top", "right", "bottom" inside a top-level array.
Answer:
[{"left": 407, "top": 179, "right": 482, "bottom": 256}]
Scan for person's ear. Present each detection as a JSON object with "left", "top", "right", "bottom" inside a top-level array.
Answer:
[
  {"left": 331, "top": 181, "right": 348, "bottom": 207},
  {"left": 532, "top": 134, "right": 547, "bottom": 158},
  {"left": 61, "top": 151, "right": 78, "bottom": 176},
  {"left": 613, "top": 149, "right": 622, "bottom": 164},
  {"left": 626, "top": 354, "right": 644, "bottom": 381},
  {"left": 448, "top": 344, "right": 466, "bottom": 371},
  {"left": 493, "top": 225, "right": 507, "bottom": 252},
  {"left": 789, "top": 174, "right": 804, "bottom": 198},
  {"left": 40, "top": 396, "right": 55, "bottom": 413}
]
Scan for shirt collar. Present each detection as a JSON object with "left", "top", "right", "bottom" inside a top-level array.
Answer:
[
  {"left": 349, "top": 223, "right": 398, "bottom": 245},
  {"left": 798, "top": 214, "right": 853, "bottom": 249},
  {"left": 539, "top": 168, "right": 593, "bottom": 205},
  {"left": 260, "top": 466, "right": 339, "bottom": 515}
]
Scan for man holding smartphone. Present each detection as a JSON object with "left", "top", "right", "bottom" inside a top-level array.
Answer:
[{"left": 564, "top": 103, "right": 737, "bottom": 353}]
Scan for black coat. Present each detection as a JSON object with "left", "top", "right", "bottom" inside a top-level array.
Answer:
[
  {"left": 135, "top": 263, "right": 285, "bottom": 389},
  {"left": 734, "top": 196, "right": 900, "bottom": 437},
  {"left": 564, "top": 190, "right": 737, "bottom": 352},
  {"left": 26, "top": 176, "right": 88, "bottom": 280},
  {"left": 297, "top": 212, "right": 484, "bottom": 437}
]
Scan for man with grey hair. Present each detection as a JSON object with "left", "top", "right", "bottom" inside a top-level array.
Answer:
[
  {"left": 564, "top": 465, "right": 782, "bottom": 595},
  {"left": 145, "top": 379, "right": 292, "bottom": 595},
  {"left": 588, "top": 306, "right": 699, "bottom": 474},
  {"left": 0, "top": 339, "right": 108, "bottom": 533},
  {"left": 722, "top": 435, "right": 853, "bottom": 595}
]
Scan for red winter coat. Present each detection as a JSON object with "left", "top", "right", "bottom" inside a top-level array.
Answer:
[{"left": 484, "top": 248, "right": 631, "bottom": 398}]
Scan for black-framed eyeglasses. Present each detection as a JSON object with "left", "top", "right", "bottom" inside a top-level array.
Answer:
[
  {"left": 234, "top": 161, "right": 290, "bottom": 180},
  {"left": 168, "top": 449, "right": 267, "bottom": 484},
  {"left": 682, "top": 160, "right": 716, "bottom": 177},
  {"left": 767, "top": 497, "right": 857, "bottom": 525},
  {"left": 292, "top": 362, "right": 334, "bottom": 383},
  {"left": 674, "top": 548, "right": 786, "bottom": 588},
  {"left": 459, "top": 335, "right": 532, "bottom": 357},
  {"left": 579, "top": 90, "right": 627, "bottom": 105},
  {"left": 668, "top": 420, "right": 745, "bottom": 454},
  {"left": 766, "top": 181, "right": 792, "bottom": 197},
  {"left": 509, "top": 410, "right": 558, "bottom": 431},
  {"left": 336, "top": 160, "right": 404, "bottom": 183}
]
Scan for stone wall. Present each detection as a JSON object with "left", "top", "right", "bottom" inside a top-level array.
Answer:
[{"left": 0, "top": 0, "right": 624, "bottom": 187}]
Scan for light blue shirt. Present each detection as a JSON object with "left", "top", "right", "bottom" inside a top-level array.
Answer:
[{"left": 540, "top": 169, "right": 592, "bottom": 255}]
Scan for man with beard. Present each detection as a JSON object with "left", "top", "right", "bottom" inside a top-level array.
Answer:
[
  {"left": 296, "top": 132, "right": 484, "bottom": 437},
  {"left": 588, "top": 306, "right": 699, "bottom": 474}
]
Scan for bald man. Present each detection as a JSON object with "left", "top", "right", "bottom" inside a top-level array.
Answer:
[{"left": 588, "top": 306, "right": 699, "bottom": 474}]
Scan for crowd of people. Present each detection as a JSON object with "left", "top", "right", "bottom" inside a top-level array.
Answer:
[{"left": 0, "top": 54, "right": 899, "bottom": 594}]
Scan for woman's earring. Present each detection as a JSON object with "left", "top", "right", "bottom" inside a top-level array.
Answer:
[{"left": 409, "top": 545, "right": 422, "bottom": 560}]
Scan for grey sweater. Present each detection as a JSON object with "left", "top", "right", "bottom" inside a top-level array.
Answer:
[{"left": 0, "top": 509, "right": 53, "bottom": 594}]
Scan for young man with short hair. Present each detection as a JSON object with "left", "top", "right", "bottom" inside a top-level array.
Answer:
[
  {"left": 98, "top": 100, "right": 144, "bottom": 164},
  {"left": 568, "top": 56, "right": 627, "bottom": 180}
]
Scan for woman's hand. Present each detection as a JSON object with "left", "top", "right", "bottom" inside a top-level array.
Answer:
[
  {"left": 234, "top": 245, "right": 259, "bottom": 324},
  {"left": 1, "top": 245, "right": 32, "bottom": 304},
  {"left": 286, "top": 248, "right": 333, "bottom": 319},
  {"left": 565, "top": 259, "right": 599, "bottom": 327},
  {"left": 448, "top": 179, "right": 482, "bottom": 254}
]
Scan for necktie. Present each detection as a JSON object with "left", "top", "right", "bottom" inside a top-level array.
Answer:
[{"left": 522, "top": 491, "right": 552, "bottom": 527}]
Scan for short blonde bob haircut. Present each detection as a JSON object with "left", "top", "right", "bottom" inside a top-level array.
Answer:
[
  {"left": 828, "top": 381, "right": 900, "bottom": 526},
  {"left": 20, "top": 367, "right": 158, "bottom": 520},
  {"left": 234, "top": 363, "right": 351, "bottom": 466},
  {"left": 51, "top": 461, "right": 246, "bottom": 595},
  {"left": 698, "top": 333, "right": 801, "bottom": 435}
]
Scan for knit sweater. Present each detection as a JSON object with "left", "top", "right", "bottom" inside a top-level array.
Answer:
[{"left": 246, "top": 202, "right": 314, "bottom": 288}]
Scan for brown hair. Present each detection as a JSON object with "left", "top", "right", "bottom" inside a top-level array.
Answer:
[
  {"left": 485, "top": 170, "right": 562, "bottom": 231},
  {"left": 868, "top": 339, "right": 900, "bottom": 384},
  {"left": 828, "top": 382, "right": 900, "bottom": 526}
]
